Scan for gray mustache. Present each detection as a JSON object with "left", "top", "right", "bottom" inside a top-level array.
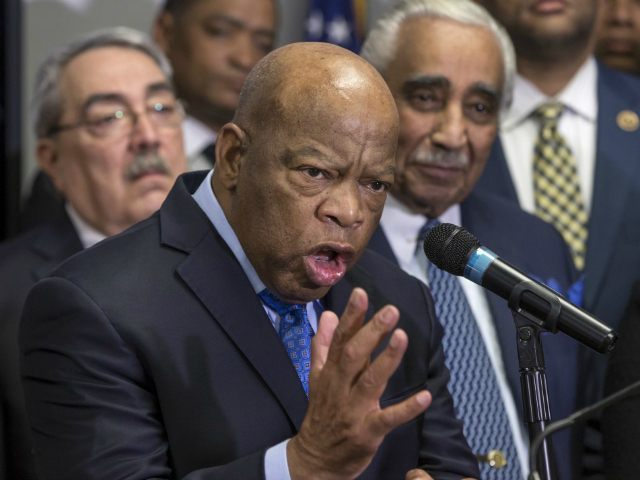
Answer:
[
  {"left": 411, "top": 149, "right": 469, "bottom": 168},
  {"left": 125, "top": 153, "right": 171, "bottom": 181}
]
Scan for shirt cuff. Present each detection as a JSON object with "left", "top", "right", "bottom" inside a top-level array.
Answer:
[{"left": 264, "top": 438, "right": 291, "bottom": 480}]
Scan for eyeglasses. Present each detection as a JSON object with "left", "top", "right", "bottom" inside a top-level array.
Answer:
[{"left": 47, "top": 100, "right": 185, "bottom": 138}]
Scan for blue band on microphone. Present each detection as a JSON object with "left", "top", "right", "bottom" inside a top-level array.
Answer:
[{"left": 464, "top": 247, "right": 497, "bottom": 284}]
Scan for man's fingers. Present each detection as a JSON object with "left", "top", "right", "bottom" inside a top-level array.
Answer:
[
  {"left": 337, "top": 305, "right": 400, "bottom": 379},
  {"left": 405, "top": 469, "right": 434, "bottom": 480},
  {"left": 311, "top": 310, "right": 339, "bottom": 374},
  {"left": 352, "top": 328, "right": 408, "bottom": 400},
  {"left": 327, "top": 288, "right": 368, "bottom": 360},
  {"left": 369, "top": 389, "right": 432, "bottom": 437}
]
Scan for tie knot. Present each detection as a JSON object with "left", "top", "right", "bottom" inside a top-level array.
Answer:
[
  {"left": 417, "top": 217, "right": 440, "bottom": 243},
  {"left": 258, "top": 289, "right": 305, "bottom": 319},
  {"left": 534, "top": 102, "right": 564, "bottom": 124}
]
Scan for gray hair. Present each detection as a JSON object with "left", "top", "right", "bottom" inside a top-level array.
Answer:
[
  {"left": 361, "top": 0, "right": 516, "bottom": 110},
  {"left": 32, "top": 26, "right": 173, "bottom": 138}
]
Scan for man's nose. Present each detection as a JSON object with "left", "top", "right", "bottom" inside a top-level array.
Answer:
[
  {"left": 229, "top": 33, "right": 261, "bottom": 72},
  {"left": 610, "top": 0, "right": 632, "bottom": 25},
  {"left": 430, "top": 107, "right": 467, "bottom": 151},
  {"left": 318, "top": 181, "right": 365, "bottom": 229},
  {"left": 129, "top": 112, "right": 161, "bottom": 152}
]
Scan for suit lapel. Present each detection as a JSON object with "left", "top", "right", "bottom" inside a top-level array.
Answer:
[
  {"left": 367, "top": 227, "right": 397, "bottom": 264},
  {"left": 161, "top": 172, "right": 308, "bottom": 429},
  {"left": 586, "top": 65, "right": 640, "bottom": 310},
  {"left": 475, "top": 138, "right": 520, "bottom": 203},
  {"left": 461, "top": 198, "right": 523, "bottom": 403}
]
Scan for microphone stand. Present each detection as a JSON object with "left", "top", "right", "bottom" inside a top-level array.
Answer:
[{"left": 509, "top": 281, "right": 562, "bottom": 480}]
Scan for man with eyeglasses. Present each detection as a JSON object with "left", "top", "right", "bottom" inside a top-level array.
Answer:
[{"left": 0, "top": 26, "right": 187, "bottom": 480}]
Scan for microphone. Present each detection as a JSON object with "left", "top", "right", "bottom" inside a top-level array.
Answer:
[{"left": 423, "top": 223, "right": 617, "bottom": 353}]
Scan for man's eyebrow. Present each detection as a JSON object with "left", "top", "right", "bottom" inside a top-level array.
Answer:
[
  {"left": 468, "top": 82, "right": 501, "bottom": 103},
  {"left": 79, "top": 82, "right": 175, "bottom": 114},
  {"left": 402, "top": 75, "right": 450, "bottom": 94},
  {"left": 146, "top": 82, "right": 175, "bottom": 97},
  {"left": 81, "top": 93, "right": 127, "bottom": 113},
  {"left": 285, "top": 146, "right": 332, "bottom": 164},
  {"left": 207, "top": 14, "right": 276, "bottom": 39}
]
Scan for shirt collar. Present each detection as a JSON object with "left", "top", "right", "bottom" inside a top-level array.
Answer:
[
  {"left": 501, "top": 56, "right": 598, "bottom": 131},
  {"left": 381, "top": 194, "right": 461, "bottom": 265},
  {"left": 182, "top": 115, "right": 217, "bottom": 158},
  {"left": 191, "top": 170, "right": 265, "bottom": 294},
  {"left": 65, "top": 204, "right": 107, "bottom": 249}
]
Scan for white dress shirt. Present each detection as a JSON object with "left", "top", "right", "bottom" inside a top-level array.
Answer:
[
  {"left": 182, "top": 115, "right": 217, "bottom": 171},
  {"left": 500, "top": 57, "right": 598, "bottom": 214},
  {"left": 380, "top": 194, "right": 528, "bottom": 476},
  {"left": 65, "top": 204, "right": 106, "bottom": 249},
  {"left": 192, "top": 170, "right": 322, "bottom": 480}
]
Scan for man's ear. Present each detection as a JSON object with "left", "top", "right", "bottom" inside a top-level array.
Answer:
[
  {"left": 152, "top": 11, "right": 174, "bottom": 52},
  {"left": 36, "top": 138, "right": 65, "bottom": 193},
  {"left": 214, "top": 123, "right": 248, "bottom": 192}
]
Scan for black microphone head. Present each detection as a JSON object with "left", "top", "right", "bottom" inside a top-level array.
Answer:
[{"left": 423, "top": 223, "right": 480, "bottom": 276}]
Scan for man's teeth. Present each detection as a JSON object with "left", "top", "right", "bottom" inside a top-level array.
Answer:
[{"left": 314, "top": 250, "right": 336, "bottom": 261}]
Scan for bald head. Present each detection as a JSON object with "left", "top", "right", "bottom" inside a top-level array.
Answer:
[
  {"left": 213, "top": 42, "right": 400, "bottom": 302},
  {"left": 234, "top": 42, "right": 397, "bottom": 138}
]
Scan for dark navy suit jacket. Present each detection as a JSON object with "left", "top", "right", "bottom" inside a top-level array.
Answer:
[
  {"left": 19, "top": 172, "right": 478, "bottom": 480},
  {"left": 475, "top": 63, "right": 640, "bottom": 331},
  {"left": 474, "top": 63, "right": 640, "bottom": 476},
  {"left": 368, "top": 190, "right": 578, "bottom": 480},
  {"left": 0, "top": 211, "right": 83, "bottom": 480}
]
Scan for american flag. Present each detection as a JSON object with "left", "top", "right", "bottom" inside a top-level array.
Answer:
[{"left": 304, "top": 0, "right": 365, "bottom": 53}]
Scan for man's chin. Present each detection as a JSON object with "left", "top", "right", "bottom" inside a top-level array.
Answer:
[{"left": 270, "top": 282, "right": 333, "bottom": 305}]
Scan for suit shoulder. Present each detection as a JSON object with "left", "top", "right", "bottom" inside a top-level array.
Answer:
[
  {"left": 465, "top": 190, "right": 565, "bottom": 241},
  {"left": 357, "top": 248, "right": 426, "bottom": 290},
  {"left": 598, "top": 63, "right": 640, "bottom": 104},
  {"left": 52, "top": 215, "right": 162, "bottom": 279}
]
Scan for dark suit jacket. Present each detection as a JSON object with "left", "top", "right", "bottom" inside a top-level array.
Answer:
[
  {"left": 475, "top": 62, "right": 640, "bottom": 331},
  {"left": 19, "top": 172, "right": 479, "bottom": 480},
  {"left": 0, "top": 211, "right": 83, "bottom": 480},
  {"left": 368, "top": 190, "right": 578, "bottom": 480},
  {"left": 473, "top": 62, "right": 640, "bottom": 476},
  {"left": 602, "top": 280, "right": 640, "bottom": 480}
]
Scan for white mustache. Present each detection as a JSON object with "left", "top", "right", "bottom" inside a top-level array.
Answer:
[
  {"left": 125, "top": 153, "right": 171, "bottom": 182},
  {"left": 410, "top": 148, "right": 469, "bottom": 169}
]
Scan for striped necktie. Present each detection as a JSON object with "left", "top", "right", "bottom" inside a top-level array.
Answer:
[
  {"left": 420, "top": 219, "right": 522, "bottom": 479},
  {"left": 532, "top": 102, "right": 588, "bottom": 270},
  {"left": 258, "top": 289, "right": 314, "bottom": 396}
]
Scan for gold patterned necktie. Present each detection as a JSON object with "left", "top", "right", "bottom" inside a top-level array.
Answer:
[{"left": 532, "top": 102, "right": 588, "bottom": 270}]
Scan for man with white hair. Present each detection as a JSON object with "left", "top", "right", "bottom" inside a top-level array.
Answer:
[
  {"left": 362, "top": 1, "right": 579, "bottom": 478},
  {"left": 0, "top": 27, "right": 187, "bottom": 480}
]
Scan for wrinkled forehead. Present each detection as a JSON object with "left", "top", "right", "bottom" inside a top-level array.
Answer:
[
  {"left": 274, "top": 65, "right": 397, "bottom": 135},
  {"left": 59, "top": 47, "right": 171, "bottom": 113},
  {"left": 386, "top": 17, "right": 504, "bottom": 96}
]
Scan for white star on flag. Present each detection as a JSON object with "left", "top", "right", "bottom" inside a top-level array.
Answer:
[
  {"left": 306, "top": 10, "right": 324, "bottom": 39},
  {"left": 327, "top": 16, "right": 351, "bottom": 45}
]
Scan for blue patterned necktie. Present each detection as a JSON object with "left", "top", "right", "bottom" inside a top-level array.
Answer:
[
  {"left": 420, "top": 219, "right": 522, "bottom": 479},
  {"left": 258, "top": 289, "right": 314, "bottom": 396}
]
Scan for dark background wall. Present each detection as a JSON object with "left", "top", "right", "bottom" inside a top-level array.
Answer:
[{"left": 1, "top": 0, "right": 22, "bottom": 241}]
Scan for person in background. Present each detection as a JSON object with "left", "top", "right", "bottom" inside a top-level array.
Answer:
[
  {"left": 19, "top": 41, "right": 479, "bottom": 480},
  {"left": 596, "top": 0, "right": 640, "bottom": 75},
  {"left": 362, "top": 1, "right": 578, "bottom": 478},
  {"left": 19, "top": 0, "right": 277, "bottom": 231},
  {"left": 152, "top": 0, "right": 277, "bottom": 169},
  {"left": 474, "top": 0, "right": 640, "bottom": 476},
  {"left": 0, "top": 27, "right": 187, "bottom": 480}
]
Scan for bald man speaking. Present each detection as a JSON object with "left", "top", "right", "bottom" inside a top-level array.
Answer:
[{"left": 20, "top": 43, "right": 479, "bottom": 480}]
